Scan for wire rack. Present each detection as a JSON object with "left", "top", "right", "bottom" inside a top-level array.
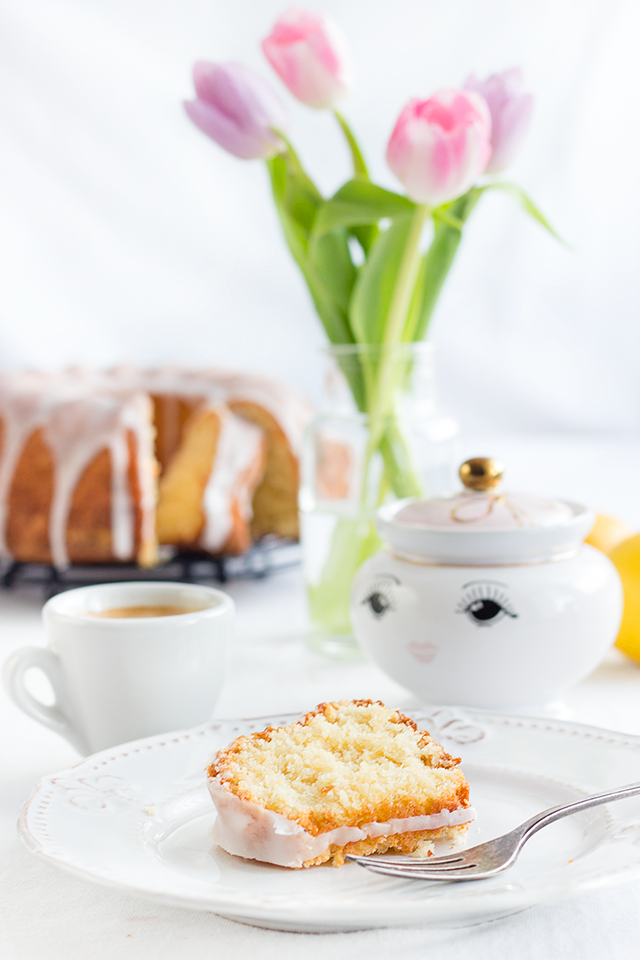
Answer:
[{"left": 0, "top": 537, "right": 300, "bottom": 599}]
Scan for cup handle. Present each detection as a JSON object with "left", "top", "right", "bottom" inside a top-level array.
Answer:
[{"left": 2, "top": 647, "right": 88, "bottom": 754}]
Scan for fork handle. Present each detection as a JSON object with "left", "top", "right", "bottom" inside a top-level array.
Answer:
[{"left": 517, "top": 780, "right": 640, "bottom": 845}]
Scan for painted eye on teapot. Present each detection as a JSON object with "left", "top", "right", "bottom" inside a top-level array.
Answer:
[
  {"left": 362, "top": 574, "right": 399, "bottom": 619},
  {"left": 456, "top": 580, "right": 518, "bottom": 627}
]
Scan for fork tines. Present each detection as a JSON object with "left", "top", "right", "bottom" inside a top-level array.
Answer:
[
  {"left": 346, "top": 853, "right": 481, "bottom": 881},
  {"left": 347, "top": 853, "right": 470, "bottom": 868}
]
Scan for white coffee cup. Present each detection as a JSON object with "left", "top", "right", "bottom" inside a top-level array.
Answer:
[{"left": 3, "top": 581, "right": 233, "bottom": 755}]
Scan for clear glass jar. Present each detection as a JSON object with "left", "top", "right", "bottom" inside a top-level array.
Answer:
[{"left": 299, "top": 343, "right": 459, "bottom": 658}]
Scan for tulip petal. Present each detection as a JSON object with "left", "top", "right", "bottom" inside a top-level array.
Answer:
[
  {"left": 184, "top": 61, "right": 288, "bottom": 160},
  {"left": 464, "top": 68, "right": 533, "bottom": 173},
  {"left": 485, "top": 92, "right": 533, "bottom": 173},
  {"left": 194, "top": 61, "right": 288, "bottom": 135},
  {"left": 387, "top": 91, "right": 491, "bottom": 205},
  {"left": 184, "top": 99, "right": 281, "bottom": 159},
  {"left": 262, "top": 10, "right": 352, "bottom": 109}
]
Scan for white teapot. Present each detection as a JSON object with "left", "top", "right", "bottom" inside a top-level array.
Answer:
[{"left": 350, "top": 458, "right": 623, "bottom": 710}]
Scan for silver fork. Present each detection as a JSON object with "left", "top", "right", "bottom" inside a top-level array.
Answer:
[{"left": 347, "top": 780, "right": 640, "bottom": 881}]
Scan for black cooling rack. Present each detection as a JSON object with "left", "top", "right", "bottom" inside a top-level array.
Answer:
[{"left": 0, "top": 537, "right": 300, "bottom": 598}]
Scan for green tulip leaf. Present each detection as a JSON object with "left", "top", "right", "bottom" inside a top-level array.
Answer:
[
  {"left": 333, "top": 111, "right": 370, "bottom": 181},
  {"left": 481, "top": 181, "right": 566, "bottom": 244},
  {"left": 269, "top": 147, "right": 323, "bottom": 243},
  {"left": 267, "top": 153, "right": 356, "bottom": 346},
  {"left": 349, "top": 223, "right": 378, "bottom": 257},
  {"left": 309, "top": 229, "right": 357, "bottom": 316},
  {"left": 432, "top": 207, "right": 465, "bottom": 231},
  {"left": 313, "top": 180, "right": 416, "bottom": 239},
  {"left": 404, "top": 190, "right": 482, "bottom": 343},
  {"left": 350, "top": 215, "right": 414, "bottom": 344}
]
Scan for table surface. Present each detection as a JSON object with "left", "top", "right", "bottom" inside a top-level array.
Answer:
[{"left": 3, "top": 433, "right": 640, "bottom": 959}]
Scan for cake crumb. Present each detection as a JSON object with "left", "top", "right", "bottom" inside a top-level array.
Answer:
[{"left": 410, "top": 840, "right": 436, "bottom": 858}]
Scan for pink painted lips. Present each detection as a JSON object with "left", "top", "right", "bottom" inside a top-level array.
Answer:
[{"left": 407, "top": 640, "right": 439, "bottom": 664}]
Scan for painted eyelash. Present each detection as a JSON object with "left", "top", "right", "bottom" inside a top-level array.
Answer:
[
  {"left": 456, "top": 581, "right": 518, "bottom": 626},
  {"left": 361, "top": 575, "right": 399, "bottom": 619}
]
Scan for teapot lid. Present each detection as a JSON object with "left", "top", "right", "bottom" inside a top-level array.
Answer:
[{"left": 377, "top": 458, "right": 594, "bottom": 565}]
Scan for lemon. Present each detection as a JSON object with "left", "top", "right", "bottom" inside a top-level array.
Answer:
[
  {"left": 585, "top": 513, "right": 632, "bottom": 555},
  {"left": 609, "top": 534, "right": 640, "bottom": 661}
]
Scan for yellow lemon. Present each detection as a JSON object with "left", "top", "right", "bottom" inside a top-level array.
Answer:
[
  {"left": 609, "top": 533, "right": 640, "bottom": 661},
  {"left": 585, "top": 513, "right": 632, "bottom": 555}
]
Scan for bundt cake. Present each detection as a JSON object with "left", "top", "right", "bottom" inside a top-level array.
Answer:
[
  {"left": 0, "top": 367, "right": 313, "bottom": 567},
  {"left": 207, "top": 699, "right": 474, "bottom": 868}
]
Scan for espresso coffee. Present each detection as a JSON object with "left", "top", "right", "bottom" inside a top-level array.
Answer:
[{"left": 87, "top": 605, "right": 204, "bottom": 619}]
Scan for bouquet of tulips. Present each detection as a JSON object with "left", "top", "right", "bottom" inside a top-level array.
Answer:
[
  {"left": 184, "top": 9, "right": 554, "bottom": 491},
  {"left": 184, "top": 9, "right": 557, "bottom": 643}
]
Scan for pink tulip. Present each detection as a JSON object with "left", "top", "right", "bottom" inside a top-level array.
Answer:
[
  {"left": 386, "top": 90, "right": 492, "bottom": 206},
  {"left": 183, "top": 62, "right": 288, "bottom": 160},
  {"left": 464, "top": 69, "right": 533, "bottom": 173},
  {"left": 262, "top": 9, "right": 352, "bottom": 110}
]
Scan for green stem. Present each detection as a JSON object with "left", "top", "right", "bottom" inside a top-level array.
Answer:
[
  {"left": 382, "top": 204, "right": 430, "bottom": 349},
  {"left": 358, "top": 204, "right": 430, "bottom": 501},
  {"left": 405, "top": 190, "right": 481, "bottom": 343},
  {"left": 379, "top": 422, "right": 422, "bottom": 498},
  {"left": 333, "top": 111, "right": 369, "bottom": 180}
]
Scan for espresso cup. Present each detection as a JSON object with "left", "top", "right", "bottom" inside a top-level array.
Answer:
[{"left": 3, "top": 581, "right": 233, "bottom": 755}]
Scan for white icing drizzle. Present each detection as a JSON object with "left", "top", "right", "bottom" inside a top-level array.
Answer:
[
  {"left": 0, "top": 377, "right": 52, "bottom": 558},
  {"left": 201, "top": 406, "right": 265, "bottom": 552},
  {"left": 207, "top": 778, "right": 476, "bottom": 868},
  {"left": 0, "top": 372, "right": 156, "bottom": 567},
  {"left": 45, "top": 395, "right": 129, "bottom": 568},
  {"left": 108, "top": 424, "right": 133, "bottom": 561},
  {"left": 200, "top": 369, "right": 314, "bottom": 453},
  {"left": 128, "top": 394, "right": 157, "bottom": 562},
  {"left": 104, "top": 366, "right": 314, "bottom": 454}
]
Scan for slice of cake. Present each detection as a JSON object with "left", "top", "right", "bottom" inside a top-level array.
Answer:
[
  {"left": 206, "top": 699, "right": 475, "bottom": 868},
  {"left": 156, "top": 402, "right": 266, "bottom": 555}
]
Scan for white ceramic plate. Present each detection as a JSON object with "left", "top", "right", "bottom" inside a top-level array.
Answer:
[{"left": 19, "top": 708, "right": 640, "bottom": 933}]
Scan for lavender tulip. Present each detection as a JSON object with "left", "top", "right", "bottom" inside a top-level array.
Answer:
[
  {"left": 464, "top": 69, "right": 533, "bottom": 173},
  {"left": 183, "top": 62, "right": 288, "bottom": 160}
]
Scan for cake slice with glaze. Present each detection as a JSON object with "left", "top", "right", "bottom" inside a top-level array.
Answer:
[{"left": 207, "top": 699, "right": 474, "bottom": 868}]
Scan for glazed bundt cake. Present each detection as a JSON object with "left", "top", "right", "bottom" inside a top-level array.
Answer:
[{"left": 0, "top": 367, "right": 313, "bottom": 567}]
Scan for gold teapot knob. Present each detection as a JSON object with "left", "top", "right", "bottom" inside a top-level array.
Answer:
[{"left": 459, "top": 458, "right": 504, "bottom": 492}]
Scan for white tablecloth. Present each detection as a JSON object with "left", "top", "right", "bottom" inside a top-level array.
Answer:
[{"left": 3, "top": 434, "right": 640, "bottom": 958}]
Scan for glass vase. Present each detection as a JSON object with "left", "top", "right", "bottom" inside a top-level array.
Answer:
[{"left": 299, "top": 343, "right": 459, "bottom": 658}]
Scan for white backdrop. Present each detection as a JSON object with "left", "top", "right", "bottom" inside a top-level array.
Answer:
[{"left": 1, "top": 0, "right": 638, "bottom": 434}]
